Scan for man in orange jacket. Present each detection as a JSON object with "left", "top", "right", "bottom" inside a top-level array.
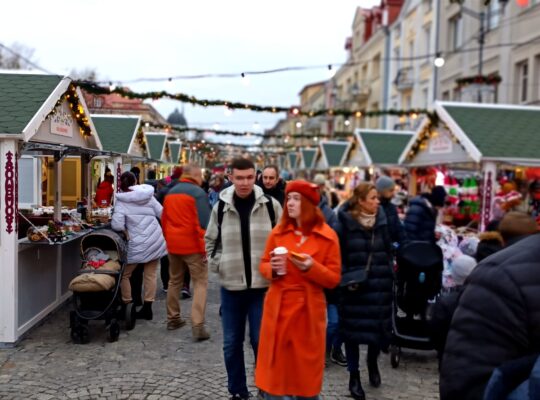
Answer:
[{"left": 162, "top": 164, "right": 211, "bottom": 340}]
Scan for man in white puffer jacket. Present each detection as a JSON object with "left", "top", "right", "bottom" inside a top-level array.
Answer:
[{"left": 112, "top": 171, "right": 167, "bottom": 320}]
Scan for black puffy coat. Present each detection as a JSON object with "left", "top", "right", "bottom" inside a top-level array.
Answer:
[
  {"left": 403, "top": 195, "right": 437, "bottom": 243},
  {"left": 334, "top": 203, "right": 394, "bottom": 347},
  {"left": 440, "top": 233, "right": 540, "bottom": 400},
  {"left": 380, "top": 198, "right": 406, "bottom": 246},
  {"left": 256, "top": 178, "right": 285, "bottom": 206}
]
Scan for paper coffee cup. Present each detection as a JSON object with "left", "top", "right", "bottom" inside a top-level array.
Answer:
[{"left": 273, "top": 246, "right": 288, "bottom": 275}]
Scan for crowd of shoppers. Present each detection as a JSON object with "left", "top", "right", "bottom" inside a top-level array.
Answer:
[{"left": 105, "top": 161, "right": 540, "bottom": 400}]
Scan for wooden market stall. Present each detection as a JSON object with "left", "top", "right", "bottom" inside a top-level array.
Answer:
[
  {"left": 399, "top": 101, "right": 540, "bottom": 230},
  {"left": 144, "top": 132, "right": 171, "bottom": 179},
  {"left": 0, "top": 72, "right": 105, "bottom": 345}
]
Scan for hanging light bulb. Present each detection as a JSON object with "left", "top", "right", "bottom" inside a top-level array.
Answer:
[
  {"left": 344, "top": 119, "right": 351, "bottom": 126},
  {"left": 434, "top": 52, "right": 445, "bottom": 68},
  {"left": 296, "top": 121, "right": 302, "bottom": 128}
]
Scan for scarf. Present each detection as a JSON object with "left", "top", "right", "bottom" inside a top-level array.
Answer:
[{"left": 357, "top": 211, "right": 376, "bottom": 229}]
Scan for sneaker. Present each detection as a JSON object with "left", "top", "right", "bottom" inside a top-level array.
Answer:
[
  {"left": 181, "top": 287, "right": 192, "bottom": 299},
  {"left": 192, "top": 325, "right": 210, "bottom": 341},
  {"left": 166, "top": 319, "right": 186, "bottom": 331},
  {"left": 330, "top": 346, "right": 348, "bottom": 367}
]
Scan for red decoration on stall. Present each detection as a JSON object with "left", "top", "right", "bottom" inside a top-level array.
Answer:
[
  {"left": 116, "top": 162, "right": 122, "bottom": 193},
  {"left": 15, "top": 153, "right": 19, "bottom": 233},
  {"left": 483, "top": 171, "right": 493, "bottom": 230},
  {"left": 4, "top": 151, "right": 15, "bottom": 234},
  {"left": 525, "top": 167, "right": 540, "bottom": 180},
  {"left": 516, "top": 0, "right": 529, "bottom": 8}
]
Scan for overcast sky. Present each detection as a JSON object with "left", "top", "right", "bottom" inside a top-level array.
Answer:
[{"left": 1, "top": 0, "right": 380, "bottom": 144}]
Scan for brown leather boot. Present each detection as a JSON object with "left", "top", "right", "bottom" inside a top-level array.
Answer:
[{"left": 192, "top": 325, "right": 210, "bottom": 341}]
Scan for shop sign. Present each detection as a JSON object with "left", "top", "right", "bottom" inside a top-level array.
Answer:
[
  {"left": 50, "top": 109, "right": 74, "bottom": 137},
  {"left": 429, "top": 132, "right": 453, "bottom": 154}
]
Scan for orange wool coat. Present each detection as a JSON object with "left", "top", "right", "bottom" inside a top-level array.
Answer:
[{"left": 255, "top": 222, "right": 341, "bottom": 397}]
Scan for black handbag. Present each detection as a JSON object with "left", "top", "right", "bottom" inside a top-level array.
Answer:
[{"left": 340, "top": 229, "right": 375, "bottom": 291}]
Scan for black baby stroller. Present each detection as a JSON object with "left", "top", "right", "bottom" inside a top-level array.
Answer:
[
  {"left": 389, "top": 241, "right": 443, "bottom": 368},
  {"left": 69, "top": 229, "right": 136, "bottom": 343}
]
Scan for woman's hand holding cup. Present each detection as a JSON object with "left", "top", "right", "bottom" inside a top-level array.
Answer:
[{"left": 271, "top": 246, "right": 288, "bottom": 276}]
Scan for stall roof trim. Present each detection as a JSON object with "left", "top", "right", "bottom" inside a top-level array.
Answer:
[
  {"left": 91, "top": 115, "right": 140, "bottom": 154},
  {"left": 438, "top": 102, "right": 540, "bottom": 161},
  {"left": 145, "top": 133, "right": 167, "bottom": 161},
  {"left": 0, "top": 73, "right": 63, "bottom": 134},
  {"left": 357, "top": 129, "right": 413, "bottom": 165}
]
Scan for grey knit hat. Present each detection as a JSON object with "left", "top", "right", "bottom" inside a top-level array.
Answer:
[{"left": 375, "top": 176, "right": 395, "bottom": 193}]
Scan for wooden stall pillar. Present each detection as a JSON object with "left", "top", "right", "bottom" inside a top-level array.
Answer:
[
  {"left": 0, "top": 139, "right": 20, "bottom": 344},
  {"left": 481, "top": 161, "right": 497, "bottom": 232}
]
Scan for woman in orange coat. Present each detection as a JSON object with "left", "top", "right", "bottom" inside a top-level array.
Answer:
[{"left": 256, "top": 180, "right": 341, "bottom": 399}]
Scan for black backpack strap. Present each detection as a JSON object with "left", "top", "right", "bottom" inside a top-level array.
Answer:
[
  {"left": 264, "top": 194, "right": 276, "bottom": 228},
  {"left": 211, "top": 200, "right": 226, "bottom": 258}
]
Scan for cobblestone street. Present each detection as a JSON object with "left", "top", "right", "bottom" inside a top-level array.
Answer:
[{"left": 0, "top": 274, "right": 439, "bottom": 399}]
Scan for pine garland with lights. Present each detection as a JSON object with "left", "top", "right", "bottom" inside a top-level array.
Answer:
[
  {"left": 77, "top": 80, "right": 435, "bottom": 122},
  {"left": 456, "top": 73, "right": 502, "bottom": 88},
  {"left": 47, "top": 84, "right": 93, "bottom": 137}
]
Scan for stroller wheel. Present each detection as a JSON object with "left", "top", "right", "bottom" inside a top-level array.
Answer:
[
  {"left": 71, "top": 325, "right": 90, "bottom": 344},
  {"left": 124, "top": 303, "right": 136, "bottom": 331},
  {"left": 390, "top": 345, "right": 401, "bottom": 368},
  {"left": 108, "top": 320, "right": 120, "bottom": 342}
]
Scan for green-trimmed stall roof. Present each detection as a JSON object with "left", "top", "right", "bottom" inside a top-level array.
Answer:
[
  {"left": 301, "top": 148, "right": 317, "bottom": 169},
  {"left": 321, "top": 142, "right": 349, "bottom": 167},
  {"left": 145, "top": 134, "right": 166, "bottom": 160},
  {"left": 169, "top": 142, "right": 181, "bottom": 164},
  {"left": 0, "top": 73, "right": 63, "bottom": 134},
  {"left": 92, "top": 116, "right": 138, "bottom": 154},
  {"left": 443, "top": 104, "right": 540, "bottom": 160},
  {"left": 288, "top": 153, "right": 298, "bottom": 169},
  {"left": 360, "top": 131, "right": 412, "bottom": 165}
]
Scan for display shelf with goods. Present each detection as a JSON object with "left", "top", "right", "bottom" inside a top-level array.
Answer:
[{"left": 399, "top": 101, "right": 540, "bottom": 231}]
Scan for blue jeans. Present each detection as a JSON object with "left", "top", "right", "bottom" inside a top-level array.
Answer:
[
  {"left": 345, "top": 342, "right": 380, "bottom": 373},
  {"left": 221, "top": 287, "right": 266, "bottom": 397},
  {"left": 326, "top": 304, "right": 343, "bottom": 352}
]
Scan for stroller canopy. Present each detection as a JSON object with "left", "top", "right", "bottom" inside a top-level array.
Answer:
[{"left": 397, "top": 241, "right": 443, "bottom": 272}]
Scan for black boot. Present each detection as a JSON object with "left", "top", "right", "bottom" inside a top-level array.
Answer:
[
  {"left": 136, "top": 301, "right": 153, "bottom": 320},
  {"left": 348, "top": 371, "right": 365, "bottom": 400},
  {"left": 367, "top": 356, "right": 381, "bottom": 388}
]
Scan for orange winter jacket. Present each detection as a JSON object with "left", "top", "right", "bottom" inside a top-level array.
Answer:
[
  {"left": 255, "top": 222, "right": 341, "bottom": 397},
  {"left": 161, "top": 178, "right": 211, "bottom": 255}
]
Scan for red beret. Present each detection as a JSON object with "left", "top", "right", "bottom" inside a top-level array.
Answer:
[{"left": 285, "top": 180, "right": 320, "bottom": 206}]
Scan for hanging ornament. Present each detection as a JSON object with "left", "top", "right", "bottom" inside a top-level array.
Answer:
[{"left": 516, "top": 0, "right": 529, "bottom": 8}]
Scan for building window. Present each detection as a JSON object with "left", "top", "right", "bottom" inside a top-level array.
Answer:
[
  {"left": 518, "top": 61, "right": 529, "bottom": 103},
  {"left": 394, "top": 47, "right": 401, "bottom": 71},
  {"left": 373, "top": 54, "right": 381, "bottom": 79},
  {"left": 409, "top": 41, "right": 414, "bottom": 66},
  {"left": 93, "top": 97, "right": 103, "bottom": 108},
  {"left": 423, "top": 0, "right": 432, "bottom": 12},
  {"left": 487, "top": 0, "right": 500, "bottom": 30},
  {"left": 453, "top": 87, "right": 461, "bottom": 101},
  {"left": 424, "top": 24, "right": 431, "bottom": 56},
  {"left": 449, "top": 14, "right": 463, "bottom": 51},
  {"left": 423, "top": 88, "right": 429, "bottom": 108},
  {"left": 534, "top": 55, "right": 540, "bottom": 102}
]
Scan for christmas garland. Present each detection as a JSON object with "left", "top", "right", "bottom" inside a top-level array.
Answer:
[
  {"left": 455, "top": 73, "right": 502, "bottom": 87},
  {"left": 77, "top": 80, "right": 435, "bottom": 122}
]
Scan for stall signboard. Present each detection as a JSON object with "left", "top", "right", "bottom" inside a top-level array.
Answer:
[
  {"left": 429, "top": 131, "right": 453, "bottom": 155},
  {"left": 50, "top": 108, "right": 74, "bottom": 137}
]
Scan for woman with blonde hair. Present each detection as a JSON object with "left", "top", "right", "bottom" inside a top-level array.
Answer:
[
  {"left": 256, "top": 180, "right": 341, "bottom": 400},
  {"left": 335, "top": 182, "right": 394, "bottom": 400}
]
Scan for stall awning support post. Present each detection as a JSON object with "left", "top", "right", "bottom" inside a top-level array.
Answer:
[
  {"left": 481, "top": 161, "right": 497, "bottom": 232},
  {"left": 0, "top": 139, "right": 20, "bottom": 345},
  {"left": 80, "top": 154, "right": 90, "bottom": 205},
  {"left": 53, "top": 152, "right": 62, "bottom": 222},
  {"left": 114, "top": 157, "right": 122, "bottom": 194}
]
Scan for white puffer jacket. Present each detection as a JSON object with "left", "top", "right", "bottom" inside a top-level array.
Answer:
[{"left": 111, "top": 184, "right": 167, "bottom": 264}]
